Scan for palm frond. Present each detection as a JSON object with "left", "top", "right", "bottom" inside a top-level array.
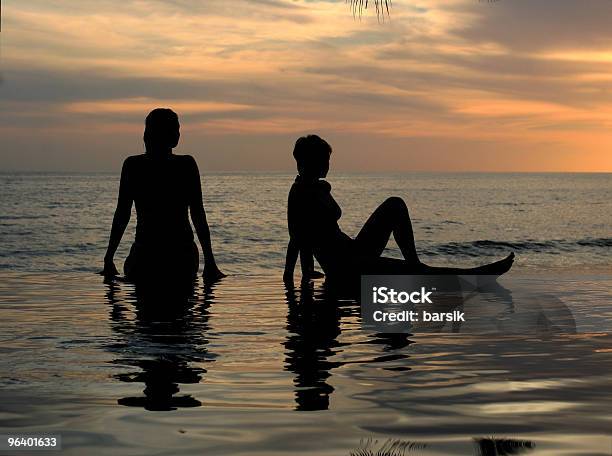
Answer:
[
  {"left": 347, "top": 0, "right": 392, "bottom": 20},
  {"left": 347, "top": 1, "right": 501, "bottom": 20}
]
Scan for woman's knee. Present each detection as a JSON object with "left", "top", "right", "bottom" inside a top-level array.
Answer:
[{"left": 383, "top": 196, "right": 407, "bottom": 211}]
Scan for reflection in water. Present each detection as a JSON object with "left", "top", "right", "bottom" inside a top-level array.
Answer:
[
  {"left": 283, "top": 276, "right": 576, "bottom": 420},
  {"left": 1, "top": 270, "right": 606, "bottom": 455},
  {"left": 459, "top": 280, "right": 577, "bottom": 336},
  {"left": 474, "top": 438, "right": 535, "bottom": 456},
  {"left": 348, "top": 437, "right": 536, "bottom": 456},
  {"left": 283, "top": 282, "right": 344, "bottom": 411},
  {"left": 283, "top": 282, "right": 413, "bottom": 411},
  {"left": 349, "top": 438, "right": 427, "bottom": 456},
  {"left": 105, "top": 278, "right": 217, "bottom": 411}
]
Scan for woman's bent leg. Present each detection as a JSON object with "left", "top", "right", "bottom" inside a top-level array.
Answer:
[
  {"left": 355, "top": 197, "right": 419, "bottom": 264},
  {"left": 354, "top": 197, "right": 515, "bottom": 276}
]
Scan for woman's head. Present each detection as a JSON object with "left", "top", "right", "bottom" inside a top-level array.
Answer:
[
  {"left": 293, "top": 135, "right": 332, "bottom": 179},
  {"left": 144, "top": 108, "right": 180, "bottom": 154}
]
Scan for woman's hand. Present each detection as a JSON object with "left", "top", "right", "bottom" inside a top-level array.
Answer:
[
  {"left": 203, "top": 262, "right": 226, "bottom": 282},
  {"left": 283, "top": 269, "right": 294, "bottom": 286},
  {"left": 100, "top": 256, "right": 119, "bottom": 277}
]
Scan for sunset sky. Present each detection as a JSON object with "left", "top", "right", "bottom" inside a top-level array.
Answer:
[{"left": 2, "top": 0, "right": 612, "bottom": 172}]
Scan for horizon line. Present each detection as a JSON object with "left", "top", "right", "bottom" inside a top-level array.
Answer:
[{"left": 1, "top": 169, "right": 611, "bottom": 174}]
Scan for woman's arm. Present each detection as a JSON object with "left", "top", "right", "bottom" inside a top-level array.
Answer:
[
  {"left": 285, "top": 241, "right": 323, "bottom": 284},
  {"left": 284, "top": 238, "right": 299, "bottom": 284},
  {"left": 102, "top": 159, "right": 133, "bottom": 276},
  {"left": 299, "top": 246, "right": 314, "bottom": 275},
  {"left": 286, "top": 183, "right": 325, "bottom": 282},
  {"left": 187, "top": 157, "right": 225, "bottom": 281}
]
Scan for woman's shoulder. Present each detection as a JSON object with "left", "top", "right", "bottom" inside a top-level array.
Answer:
[
  {"left": 289, "top": 179, "right": 332, "bottom": 207},
  {"left": 174, "top": 153, "right": 196, "bottom": 160},
  {"left": 122, "top": 154, "right": 145, "bottom": 171},
  {"left": 124, "top": 154, "right": 145, "bottom": 162},
  {"left": 173, "top": 154, "right": 198, "bottom": 167}
]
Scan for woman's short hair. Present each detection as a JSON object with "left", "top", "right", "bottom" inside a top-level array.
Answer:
[
  {"left": 144, "top": 108, "right": 180, "bottom": 152},
  {"left": 293, "top": 135, "right": 332, "bottom": 171}
]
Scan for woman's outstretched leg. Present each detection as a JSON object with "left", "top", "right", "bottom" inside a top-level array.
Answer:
[
  {"left": 418, "top": 252, "right": 515, "bottom": 275},
  {"left": 355, "top": 197, "right": 420, "bottom": 264},
  {"left": 361, "top": 253, "right": 515, "bottom": 276}
]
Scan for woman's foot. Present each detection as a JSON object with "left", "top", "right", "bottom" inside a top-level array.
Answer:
[
  {"left": 475, "top": 252, "right": 515, "bottom": 276},
  {"left": 304, "top": 269, "right": 325, "bottom": 280}
]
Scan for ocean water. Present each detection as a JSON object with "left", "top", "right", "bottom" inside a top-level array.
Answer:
[
  {"left": 1, "top": 172, "right": 611, "bottom": 455},
  {"left": 1, "top": 172, "right": 610, "bottom": 274}
]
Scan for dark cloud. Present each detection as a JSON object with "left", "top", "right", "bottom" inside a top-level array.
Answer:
[
  {"left": 456, "top": 0, "right": 612, "bottom": 51},
  {"left": 372, "top": 48, "right": 612, "bottom": 107}
]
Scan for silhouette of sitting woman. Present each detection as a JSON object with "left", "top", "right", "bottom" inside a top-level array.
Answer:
[
  {"left": 102, "top": 108, "right": 225, "bottom": 282},
  {"left": 284, "top": 135, "right": 514, "bottom": 284}
]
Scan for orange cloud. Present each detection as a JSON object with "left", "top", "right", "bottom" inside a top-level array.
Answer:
[{"left": 1, "top": 0, "right": 612, "bottom": 171}]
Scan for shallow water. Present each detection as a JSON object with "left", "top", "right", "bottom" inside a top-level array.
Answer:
[
  {"left": 1, "top": 172, "right": 611, "bottom": 455},
  {"left": 1, "top": 271, "right": 612, "bottom": 455}
]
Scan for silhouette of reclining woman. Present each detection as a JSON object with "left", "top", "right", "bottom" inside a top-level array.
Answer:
[
  {"left": 283, "top": 135, "right": 514, "bottom": 284},
  {"left": 102, "top": 108, "right": 225, "bottom": 282}
]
